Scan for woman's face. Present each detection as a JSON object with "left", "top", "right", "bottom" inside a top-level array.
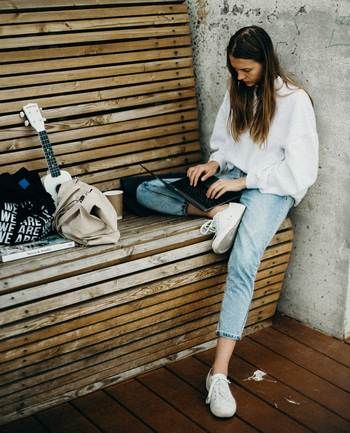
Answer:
[{"left": 229, "top": 55, "right": 263, "bottom": 87}]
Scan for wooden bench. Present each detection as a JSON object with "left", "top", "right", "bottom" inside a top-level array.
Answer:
[{"left": 0, "top": 0, "right": 294, "bottom": 424}]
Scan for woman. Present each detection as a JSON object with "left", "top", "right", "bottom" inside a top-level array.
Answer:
[{"left": 137, "top": 25, "right": 318, "bottom": 418}]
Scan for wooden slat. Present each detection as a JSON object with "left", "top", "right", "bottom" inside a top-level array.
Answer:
[
  {"left": 0, "top": 5, "right": 187, "bottom": 25},
  {"left": 0, "top": 47, "right": 193, "bottom": 81},
  {"left": 0, "top": 284, "right": 282, "bottom": 373},
  {"left": 0, "top": 108, "right": 198, "bottom": 150},
  {"left": 250, "top": 326, "right": 350, "bottom": 392},
  {"left": 0, "top": 307, "right": 275, "bottom": 423},
  {"left": 35, "top": 403, "right": 104, "bottom": 433},
  {"left": 71, "top": 391, "right": 155, "bottom": 433},
  {"left": 0, "top": 323, "right": 218, "bottom": 420},
  {"left": 273, "top": 314, "right": 350, "bottom": 368},
  {"left": 0, "top": 35, "right": 191, "bottom": 64},
  {"left": 0, "top": 302, "right": 278, "bottom": 406},
  {"left": 0, "top": 25, "right": 191, "bottom": 50},
  {"left": 1, "top": 131, "right": 199, "bottom": 172},
  {"left": 0, "top": 14, "right": 189, "bottom": 37},
  {"left": 1, "top": 60, "right": 193, "bottom": 102},
  {"left": 0, "top": 88, "right": 196, "bottom": 129},
  {"left": 105, "top": 379, "right": 207, "bottom": 433},
  {"left": 196, "top": 348, "right": 350, "bottom": 433},
  {"left": 234, "top": 337, "right": 350, "bottom": 420},
  {"left": 169, "top": 356, "right": 311, "bottom": 433},
  {"left": 233, "top": 351, "right": 349, "bottom": 433},
  {"left": 0, "top": 289, "right": 224, "bottom": 378},
  {"left": 0, "top": 0, "right": 185, "bottom": 9},
  {"left": 0, "top": 416, "right": 49, "bottom": 433},
  {"left": 1, "top": 119, "right": 198, "bottom": 165},
  {"left": 0, "top": 254, "right": 222, "bottom": 341},
  {"left": 137, "top": 367, "right": 258, "bottom": 433},
  {"left": 0, "top": 223, "right": 289, "bottom": 295},
  {"left": 0, "top": 276, "right": 225, "bottom": 362},
  {"left": 0, "top": 243, "right": 290, "bottom": 325}
]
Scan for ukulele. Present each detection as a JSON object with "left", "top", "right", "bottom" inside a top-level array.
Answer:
[{"left": 20, "top": 103, "right": 71, "bottom": 204}]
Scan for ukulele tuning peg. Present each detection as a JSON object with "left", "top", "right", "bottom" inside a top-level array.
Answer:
[
  {"left": 20, "top": 111, "right": 25, "bottom": 118},
  {"left": 24, "top": 120, "right": 29, "bottom": 127},
  {"left": 43, "top": 118, "right": 47, "bottom": 121}
]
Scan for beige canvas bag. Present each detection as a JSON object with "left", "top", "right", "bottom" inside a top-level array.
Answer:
[{"left": 54, "top": 179, "right": 120, "bottom": 246}]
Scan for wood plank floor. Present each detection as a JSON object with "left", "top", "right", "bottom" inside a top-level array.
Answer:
[{"left": 1, "top": 315, "right": 350, "bottom": 433}]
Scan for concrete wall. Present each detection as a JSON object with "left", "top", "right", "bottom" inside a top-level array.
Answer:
[{"left": 186, "top": 0, "right": 350, "bottom": 338}]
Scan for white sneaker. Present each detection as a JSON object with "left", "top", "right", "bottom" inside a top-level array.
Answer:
[
  {"left": 200, "top": 202, "right": 246, "bottom": 254},
  {"left": 206, "top": 370, "right": 237, "bottom": 418}
]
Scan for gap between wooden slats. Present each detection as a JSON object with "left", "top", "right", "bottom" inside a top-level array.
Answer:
[{"left": 0, "top": 5, "right": 187, "bottom": 26}]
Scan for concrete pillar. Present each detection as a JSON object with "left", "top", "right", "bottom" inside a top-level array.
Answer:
[{"left": 186, "top": 0, "right": 350, "bottom": 338}]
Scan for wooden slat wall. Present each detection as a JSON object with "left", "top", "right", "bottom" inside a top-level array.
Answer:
[
  {"left": 0, "top": 0, "right": 200, "bottom": 191},
  {"left": 0, "top": 216, "right": 294, "bottom": 423}
]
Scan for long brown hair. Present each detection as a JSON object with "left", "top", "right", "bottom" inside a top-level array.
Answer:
[{"left": 226, "top": 26, "right": 299, "bottom": 145}]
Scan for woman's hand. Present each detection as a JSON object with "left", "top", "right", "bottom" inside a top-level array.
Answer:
[
  {"left": 187, "top": 161, "right": 219, "bottom": 187},
  {"left": 206, "top": 177, "right": 247, "bottom": 199}
]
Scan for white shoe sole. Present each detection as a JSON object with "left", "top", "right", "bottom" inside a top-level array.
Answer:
[{"left": 212, "top": 204, "right": 246, "bottom": 254}]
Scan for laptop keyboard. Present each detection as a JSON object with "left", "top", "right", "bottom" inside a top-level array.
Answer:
[{"left": 171, "top": 176, "right": 241, "bottom": 209}]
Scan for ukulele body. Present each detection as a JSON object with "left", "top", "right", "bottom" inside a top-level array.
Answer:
[{"left": 42, "top": 170, "right": 72, "bottom": 205}]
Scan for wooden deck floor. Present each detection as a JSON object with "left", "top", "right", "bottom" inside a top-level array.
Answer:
[{"left": 1, "top": 315, "right": 350, "bottom": 433}]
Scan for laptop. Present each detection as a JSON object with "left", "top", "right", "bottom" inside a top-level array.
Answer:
[{"left": 140, "top": 163, "right": 242, "bottom": 212}]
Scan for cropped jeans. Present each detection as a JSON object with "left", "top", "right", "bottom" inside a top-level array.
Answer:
[{"left": 136, "top": 167, "right": 294, "bottom": 340}]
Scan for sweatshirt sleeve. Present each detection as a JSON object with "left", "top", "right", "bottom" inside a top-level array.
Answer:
[
  {"left": 246, "top": 90, "right": 319, "bottom": 204},
  {"left": 208, "top": 90, "right": 231, "bottom": 171}
]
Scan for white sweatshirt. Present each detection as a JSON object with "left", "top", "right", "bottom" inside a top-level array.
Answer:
[{"left": 209, "top": 77, "right": 319, "bottom": 205}]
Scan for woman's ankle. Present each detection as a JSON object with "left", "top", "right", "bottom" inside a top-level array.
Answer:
[
  {"left": 207, "top": 204, "right": 228, "bottom": 219},
  {"left": 211, "top": 367, "right": 228, "bottom": 376}
]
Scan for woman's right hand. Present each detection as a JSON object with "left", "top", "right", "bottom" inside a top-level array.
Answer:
[{"left": 187, "top": 161, "right": 220, "bottom": 187}]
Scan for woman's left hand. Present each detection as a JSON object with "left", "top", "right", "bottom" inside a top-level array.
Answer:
[{"left": 206, "top": 177, "right": 247, "bottom": 199}]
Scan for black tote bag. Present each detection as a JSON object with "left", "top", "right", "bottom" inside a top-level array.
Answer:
[{"left": 0, "top": 168, "right": 55, "bottom": 245}]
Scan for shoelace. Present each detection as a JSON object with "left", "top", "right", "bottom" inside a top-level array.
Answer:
[
  {"left": 206, "top": 375, "right": 232, "bottom": 404},
  {"left": 200, "top": 219, "right": 216, "bottom": 235}
]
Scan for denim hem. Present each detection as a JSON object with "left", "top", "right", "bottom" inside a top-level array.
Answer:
[
  {"left": 181, "top": 201, "right": 188, "bottom": 216},
  {"left": 216, "top": 329, "right": 241, "bottom": 341}
]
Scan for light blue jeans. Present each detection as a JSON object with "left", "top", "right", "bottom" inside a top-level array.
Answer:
[{"left": 136, "top": 168, "right": 294, "bottom": 340}]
